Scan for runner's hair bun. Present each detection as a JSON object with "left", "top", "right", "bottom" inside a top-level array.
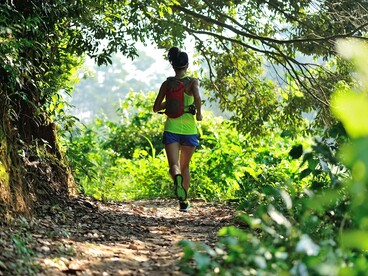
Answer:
[{"left": 168, "top": 47, "right": 188, "bottom": 69}]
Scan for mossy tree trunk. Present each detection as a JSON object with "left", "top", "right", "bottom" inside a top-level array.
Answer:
[
  {"left": 0, "top": 75, "right": 75, "bottom": 216},
  {"left": 0, "top": 2, "right": 76, "bottom": 216}
]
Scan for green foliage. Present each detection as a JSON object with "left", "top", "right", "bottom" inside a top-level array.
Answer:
[
  {"left": 70, "top": 51, "right": 166, "bottom": 121},
  {"left": 200, "top": 44, "right": 279, "bottom": 136},
  {"left": 104, "top": 91, "right": 165, "bottom": 159},
  {"left": 63, "top": 91, "right": 168, "bottom": 200},
  {"left": 177, "top": 39, "right": 368, "bottom": 275},
  {"left": 64, "top": 92, "right": 235, "bottom": 200},
  {"left": 64, "top": 91, "right": 312, "bottom": 202},
  {"left": 332, "top": 42, "right": 368, "bottom": 269},
  {"left": 179, "top": 162, "right": 349, "bottom": 275},
  {"left": 10, "top": 233, "right": 39, "bottom": 274},
  {"left": 144, "top": 0, "right": 366, "bottom": 135},
  {"left": 0, "top": 217, "right": 40, "bottom": 275}
]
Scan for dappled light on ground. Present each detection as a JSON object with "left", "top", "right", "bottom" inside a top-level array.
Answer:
[{"left": 1, "top": 196, "right": 235, "bottom": 275}]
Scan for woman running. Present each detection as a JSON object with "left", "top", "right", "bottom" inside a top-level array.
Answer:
[{"left": 153, "top": 47, "right": 203, "bottom": 211}]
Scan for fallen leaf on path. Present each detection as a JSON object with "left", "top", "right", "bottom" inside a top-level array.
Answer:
[{"left": 0, "top": 197, "right": 236, "bottom": 276}]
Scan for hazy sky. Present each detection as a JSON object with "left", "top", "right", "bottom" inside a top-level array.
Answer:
[{"left": 84, "top": 40, "right": 197, "bottom": 86}]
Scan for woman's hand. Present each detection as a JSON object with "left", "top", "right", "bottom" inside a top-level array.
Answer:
[{"left": 196, "top": 113, "right": 203, "bottom": 121}]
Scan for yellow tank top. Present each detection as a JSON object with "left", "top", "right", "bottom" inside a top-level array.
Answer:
[{"left": 164, "top": 93, "right": 197, "bottom": 135}]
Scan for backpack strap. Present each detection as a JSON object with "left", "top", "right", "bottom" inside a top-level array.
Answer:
[
  {"left": 166, "top": 77, "right": 191, "bottom": 90},
  {"left": 181, "top": 76, "right": 191, "bottom": 86}
]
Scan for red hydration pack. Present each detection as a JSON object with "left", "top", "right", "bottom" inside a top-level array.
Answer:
[{"left": 165, "top": 77, "right": 190, "bottom": 118}]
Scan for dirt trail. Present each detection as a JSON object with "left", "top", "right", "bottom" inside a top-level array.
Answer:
[{"left": 1, "top": 196, "right": 235, "bottom": 275}]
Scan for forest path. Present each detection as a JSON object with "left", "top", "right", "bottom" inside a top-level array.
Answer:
[{"left": 1, "top": 196, "right": 235, "bottom": 275}]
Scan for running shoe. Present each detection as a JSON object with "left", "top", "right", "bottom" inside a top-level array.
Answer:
[
  {"left": 179, "top": 201, "right": 190, "bottom": 212},
  {"left": 174, "top": 174, "right": 187, "bottom": 201}
]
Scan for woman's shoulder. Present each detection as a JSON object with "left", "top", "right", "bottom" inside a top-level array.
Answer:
[
  {"left": 183, "top": 76, "right": 198, "bottom": 85},
  {"left": 184, "top": 75, "right": 198, "bottom": 80},
  {"left": 188, "top": 77, "right": 199, "bottom": 87}
]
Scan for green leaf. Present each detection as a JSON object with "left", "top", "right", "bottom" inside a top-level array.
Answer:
[
  {"left": 178, "top": 240, "right": 196, "bottom": 259},
  {"left": 306, "top": 190, "right": 340, "bottom": 213},
  {"left": 300, "top": 168, "right": 312, "bottom": 180},
  {"left": 280, "top": 129, "right": 292, "bottom": 138},
  {"left": 341, "top": 230, "right": 368, "bottom": 250},
  {"left": 193, "top": 252, "right": 211, "bottom": 270},
  {"left": 307, "top": 158, "right": 319, "bottom": 170},
  {"left": 331, "top": 91, "right": 368, "bottom": 138},
  {"left": 243, "top": 167, "right": 259, "bottom": 181},
  {"left": 339, "top": 137, "right": 368, "bottom": 170},
  {"left": 289, "top": 144, "right": 303, "bottom": 159}
]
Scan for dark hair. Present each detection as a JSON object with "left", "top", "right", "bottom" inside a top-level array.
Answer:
[{"left": 168, "top": 47, "right": 188, "bottom": 69}]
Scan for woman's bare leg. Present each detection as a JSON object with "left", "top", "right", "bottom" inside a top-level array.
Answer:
[
  {"left": 179, "top": 145, "right": 196, "bottom": 192},
  {"left": 165, "top": 142, "right": 181, "bottom": 179}
]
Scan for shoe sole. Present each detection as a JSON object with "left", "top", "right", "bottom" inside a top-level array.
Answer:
[
  {"left": 174, "top": 174, "right": 186, "bottom": 201},
  {"left": 179, "top": 205, "right": 190, "bottom": 212}
]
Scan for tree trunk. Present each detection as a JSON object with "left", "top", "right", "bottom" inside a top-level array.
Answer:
[
  {"left": 0, "top": 1, "right": 79, "bottom": 217},
  {"left": 0, "top": 83, "right": 76, "bottom": 218}
]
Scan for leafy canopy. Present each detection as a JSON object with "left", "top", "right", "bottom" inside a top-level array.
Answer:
[{"left": 2, "top": 1, "right": 366, "bottom": 136}]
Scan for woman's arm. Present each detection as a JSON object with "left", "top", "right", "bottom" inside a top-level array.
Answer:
[
  {"left": 192, "top": 79, "right": 203, "bottom": 121},
  {"left": 153, "top": 81, "right": 167, "bottom": 112}
]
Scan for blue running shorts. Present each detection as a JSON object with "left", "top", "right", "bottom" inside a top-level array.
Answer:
[{"left": 163, "top": 131, "right": 199, "bottom": 146}]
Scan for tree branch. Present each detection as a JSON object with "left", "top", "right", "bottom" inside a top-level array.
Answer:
[{"left": 173, "top": 4, "right": 368, "bottom": 45}]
